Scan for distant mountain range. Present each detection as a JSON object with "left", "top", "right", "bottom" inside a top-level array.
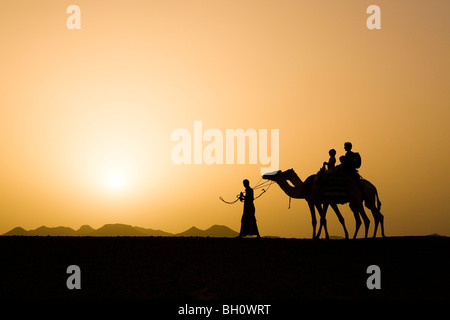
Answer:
[{"left": 1, "top": 223, "right": 240, "bottom": 238}]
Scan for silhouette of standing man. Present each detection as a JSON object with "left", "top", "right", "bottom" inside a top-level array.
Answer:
[{"left": 238, "top": 179, "right": 261, "bottom": 238}]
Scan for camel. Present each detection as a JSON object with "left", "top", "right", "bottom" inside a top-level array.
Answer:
[
  {"left": 317, "top": 174, "right": 385, "bottom": 239},
  {"left": 262, "top": 169, "right": 355, "bottom": 239},
  {"left": 262, "top": 169, "right": 385, "bottom": 239}
]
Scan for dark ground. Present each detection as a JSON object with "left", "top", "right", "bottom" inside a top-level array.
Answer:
[{"left": 0, "top": 236, "right": 448, "bottom": 302}]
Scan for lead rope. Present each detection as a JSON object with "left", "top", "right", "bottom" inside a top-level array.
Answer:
[
  {"left": 219, "top": 181, "right": 273, "bottom": 204},
  {"left": 219, "top": 196, "right": 240, "bottom": 204},
  {"left": 288, "top": 196, "right": 291, "bottom": 209}
]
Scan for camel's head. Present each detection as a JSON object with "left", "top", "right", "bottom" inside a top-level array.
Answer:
[{"left": 262, "top": 170, "right": 282, "bottom": 181}]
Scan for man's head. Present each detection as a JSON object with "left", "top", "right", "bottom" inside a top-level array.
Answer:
[
  {"left": 329, "top": 149, "right": 336, "bottom": 156},
  {"left": 344, "top": 142, "right": 352, "bottom": 152},
  {"left": 243, "top": 179, "right": 250, "bottom": 188}
]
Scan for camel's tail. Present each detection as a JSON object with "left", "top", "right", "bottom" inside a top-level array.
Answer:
[{"left": 365, "top": 179, "right": 381, "bottom": 210}]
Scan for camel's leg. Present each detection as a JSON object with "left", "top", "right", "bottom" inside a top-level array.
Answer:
[
  {"left": 317, "top": 203, "right": 330, "bottom": 238},
  {"left": 364, "top": 195, "right": 381, "bottom": 238},
  {"left": 363, "top": 180, "right": 385, "bottom": 238},
  {"left": 316, "top": 203, "right": 328, "bottom": 238},
  {"left": 370, "top": 208, "right": 380, "bottom": 238},
  {"left": 316, "top": 221, "right": 322, "bottom": 238},
  {"left": 316, "top": 203, "right": 329, "bottom": 240},
  {"left": 368, "top": 206, "right": 385, "bottom": 238},
  {"left": 349, "top": 203, "right": 361, "bottom": 239},
  {"left": 364, "top": 204, "right": 379, "bottom": 238},
  {"left": 379, "top": 212, "right": 385, "bottom": 237},
  {"left": 308, "top": 202, "right": 317, "bottom": 239},
  {"left": 330, "top": 203, "right": 349, "bottom": 239},
  {"left": 358, "top": 205, "right": 370, "bottom": 238}
]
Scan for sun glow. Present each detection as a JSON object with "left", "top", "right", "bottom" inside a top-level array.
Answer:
[
  {"left": 109, "top": 177, "right": 122, "bottom": 189},
  {"left": 102, "top": 166, "right": 129, "bottom": 193}
]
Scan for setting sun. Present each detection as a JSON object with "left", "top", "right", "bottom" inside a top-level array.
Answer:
[{"left": 109, "top": 177, "right": 122, "bottom": 189}]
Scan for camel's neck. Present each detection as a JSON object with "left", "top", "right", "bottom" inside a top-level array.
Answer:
[
  {"left": 264, "top": 169, "right": 306, "bottom": 199},
  {"left": 274, "top": 179, "right": 305, "bottom": 199}
]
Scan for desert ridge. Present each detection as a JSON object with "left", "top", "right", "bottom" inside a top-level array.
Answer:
[{"left": 2, "top": 223, "right": 239, "bottom": 238}]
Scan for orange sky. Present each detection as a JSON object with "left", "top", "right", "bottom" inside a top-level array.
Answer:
[{"left": 0, "top": 0, "right": 449, "bottom": 237}]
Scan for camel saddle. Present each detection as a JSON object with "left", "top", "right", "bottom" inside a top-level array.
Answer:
[{"left": 318, "top": 172, "right": 351, "bottom": 203}]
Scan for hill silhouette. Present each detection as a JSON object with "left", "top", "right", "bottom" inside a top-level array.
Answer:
[
  {"left": 2, "top": 224, "right": 239, "bottom": 238},
  {"left": 77, "top": 225, "right": 95, "bottom": 236},
  {"left": 90, "top": 224, "right": 147, "bottom": 237},
  {"left": 175, "top": 226, "right": 206, "bottom": 237},
  {"left": 203, "top": 225, "right": 240, "bottom": 237},
  {"left": 31, "top": 226, "right": 77, "bottom": 236},
  {"left": 134, "top": 226, "right": 174, "bottom": 237},
  {"left": 3, "top": 227, "right": 28, "bottom": 236}
]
